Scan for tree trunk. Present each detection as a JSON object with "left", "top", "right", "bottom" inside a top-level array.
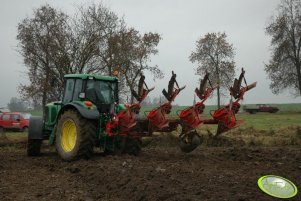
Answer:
[
  {"left": 130, "top": 94, "right": 134, "bottom": 104},
  {"left": 42, "top": 90, "right": 47, "bottom": 117},
  {"left": 216, "top": 65, "right": 221, "bottom": 108},
  {"left": 108, "top": 65, "right": 112, "bottom": 76},
  {"left": 43, "top": 66, "right": 50, "bottom": 116},
  {"left": 296, "top": 62, "right": 301, "bottom": 95},
  {"left": 217, "top": 86, "right": 221, "bottom": 109}
]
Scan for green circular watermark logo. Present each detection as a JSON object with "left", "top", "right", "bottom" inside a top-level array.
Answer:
[{"left": 258, "top": 175, "right": 298, "bottom": 199}]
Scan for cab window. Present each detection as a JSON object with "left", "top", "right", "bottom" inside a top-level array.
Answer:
[
  {"left": 85, "top": 80, "right": 117, "bottom": 104},
  {"left": 73, "top": 79, "right": 83, "bottom": 101},
  {"left": 63, "top": 79, "right": 75, "bottom": 103}
]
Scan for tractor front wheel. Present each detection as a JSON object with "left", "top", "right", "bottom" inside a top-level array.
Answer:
[{"left": 55, "top": 110, "right": 96, "bottom": 161}]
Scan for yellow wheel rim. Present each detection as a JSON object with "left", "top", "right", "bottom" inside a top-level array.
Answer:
[{"left": 61, "top": 119, "right": 77, "bottom": 152}]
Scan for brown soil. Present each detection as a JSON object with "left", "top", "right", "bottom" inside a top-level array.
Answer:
[{"left": 0, "top": 136, "right": 300, "bottom": 201}]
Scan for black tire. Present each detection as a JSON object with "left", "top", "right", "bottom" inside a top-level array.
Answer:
[
  {"left": 125, "top": 138, "right": 141, "bottom": 156},
  {"left": 55, "top": 110, "right": 96, "bottom": 161},
  {"left": 27, "top": 139, "right": 42, "bottom": 156},
  {"left": 27, "top": 116, "right": 44, "bottom": 156}
]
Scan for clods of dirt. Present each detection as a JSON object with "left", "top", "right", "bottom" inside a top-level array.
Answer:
[{"left": 0, "top": 140, "right": 300, "bottom": 201}]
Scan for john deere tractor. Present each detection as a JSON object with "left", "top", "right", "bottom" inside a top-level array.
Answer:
[{"left": 27, "top": 73, "right": 137, "bottom": 161}]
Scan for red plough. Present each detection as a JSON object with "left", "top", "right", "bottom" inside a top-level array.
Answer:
[
  {"left": 177, "top": 72, "right": 216, "bottom": 152},
  {"left": 146, "top": 71, "right": 185, "bottom": 134},
  {"left": 203, "top": 68, "right": 257, "bottom": 136},
  {"left": 112, "top": 68, "right": 256, "bottom": 154}
]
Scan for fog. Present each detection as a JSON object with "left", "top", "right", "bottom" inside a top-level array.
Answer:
[{"left": 1, "top": 0, "right": 300, "bottom": 107}]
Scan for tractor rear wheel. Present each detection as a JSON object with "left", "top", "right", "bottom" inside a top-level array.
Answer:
[
  {"left": 55, "top": 110, "right": 96, "bottom": 161},
  {"left": 27, "top": 116, "right": 44, "bottom": 156}
]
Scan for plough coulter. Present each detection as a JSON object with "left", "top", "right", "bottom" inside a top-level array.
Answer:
[{"left": 27, "top": 68, "right": 256, "bottom": 161}]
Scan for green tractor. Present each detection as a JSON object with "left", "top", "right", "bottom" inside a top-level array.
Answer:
[{"left": 27, "top": 73, "right": 137, "bottom": 161}]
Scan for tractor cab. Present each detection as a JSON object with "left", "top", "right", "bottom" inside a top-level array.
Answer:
[{"left": 63, "top": 74, "right": 119, "bottom": 112}]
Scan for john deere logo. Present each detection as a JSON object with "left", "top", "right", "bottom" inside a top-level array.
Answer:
[{"left": 258, "top": 175, "right": 298, "bottom": 198}]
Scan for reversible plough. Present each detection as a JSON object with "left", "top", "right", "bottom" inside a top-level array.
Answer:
[
  {"left": 107, "top": 68, "right": 257, "bottom": 153},
  {"left": 27, "top": 67, "right": 256, "bottom": 160}
]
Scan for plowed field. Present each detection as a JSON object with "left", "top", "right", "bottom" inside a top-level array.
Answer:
[{"left": 0, "top": 136, "right": 300, "bottom": 201}]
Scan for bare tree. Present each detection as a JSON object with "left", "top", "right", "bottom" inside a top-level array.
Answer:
[
  {"left": 76, "top": 4, "right": 163, "bottom": 102},
  {"left": 17, "top": 3, "right": 163, "bottom": 109},
  {"left": 17, "top": 5, "right": 70, "bottom": 113},
  {"left": 189, "top": 32, "right": 236, "bottom": 108},
  {"left": 107, "top": 28, "right": 163, "bottom": 102},
  {"left": 265, "top": 0, "right": 301, "bottom": 95},
  {"left": 71, "top": 3, "right": 123, "bottom": 74}
]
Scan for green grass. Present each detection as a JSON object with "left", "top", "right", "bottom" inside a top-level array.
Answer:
[
  {"left": 0, "top": 132, "right": 27, "bottom": 142},
  {"left": 0, "top": 132, "right": 27, "bottom": 151},
  {"left": 28, "top": 103, "right": 301, "bottom": 115},
  {"left": 240, "top": 103, "right": 301, "bottom": 112},
  {"left": 27, "top": 103, "right": 300, "bottom": 131},
  {"left": 29, "top": 109, "right": 43, "bottom": 116},
  {"left": 140, "top": 104, "right": 301, "bottom": 130},
  {"left": 2, "top": 109, "right": 301, "bottom": 147},
  {"left": 236, "top": 112, "right": 301, "bottom": 130}
]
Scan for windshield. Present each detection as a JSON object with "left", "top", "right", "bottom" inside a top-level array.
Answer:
[{"left": 85, "top": 80, "right": 117, "bottom": 104}]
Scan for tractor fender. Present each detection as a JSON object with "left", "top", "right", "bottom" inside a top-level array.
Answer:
[
  {"left": 58, "top": 103, "right": 100, "bottom": 120},
  {"left": 28, "top": 116, "right": 44, "bottom": 140}
]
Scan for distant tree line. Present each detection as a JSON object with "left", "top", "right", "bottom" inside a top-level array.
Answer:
[
  {"left": 17, "top": 0, "right": 301, "bottom": 112},
  {"left": 6, "top": 97, "right": 30, "bottom": 112}
]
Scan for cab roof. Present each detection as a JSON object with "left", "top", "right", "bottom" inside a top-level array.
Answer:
[{"left": 64, "top": 74, "right": 118, "bottom": 82}]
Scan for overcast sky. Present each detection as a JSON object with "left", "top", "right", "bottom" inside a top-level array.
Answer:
[{"left": 1, "top": 0, "right": 301, "bottom": 107}]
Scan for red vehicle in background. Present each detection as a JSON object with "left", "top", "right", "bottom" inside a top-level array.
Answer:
[
  {"left": 243, "top": 104, "right": 279, "bottom": 114},
  {"left": 0, "top": 112, "right": 31, "bottom": 132}
]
